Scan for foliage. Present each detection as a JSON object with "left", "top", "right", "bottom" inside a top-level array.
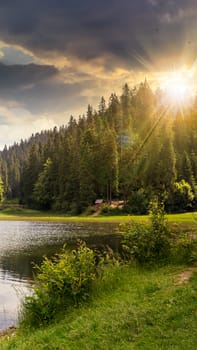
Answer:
[
  {"left": 1, "top": 265, "right": 197, "bottom": 350},
  {"left": 124, "top": 188, "right": 149, "bottom": 214},
  {"left": 0, "top": 175, "right": 4, "bottom": 202},
  {"left": 33, "top": 158, "right": 54, "bottom": 209},
  {"left": 121, "top": 199, "right": 171, "bottom": 264},
  {"left": 100, "top": 203, "right": 124, "bottom": 216},
  {"left": 83, "top": 205, "right": 95, "bottom": 216},
  {"left": 1, "top": 80, "right": 197, "bottom": 214},
  {"left": 172, "top": 234, "right": 197, "bottom": 265},
  {"left": 167, "top": 180, "right": 194, "bottom": 212},
  {"left": 20, "top": 242, "right": 99, "bottom": 328}
]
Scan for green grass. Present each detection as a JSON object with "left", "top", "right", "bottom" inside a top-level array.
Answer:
[
  {"left": 1, "top": 264, "right": 197, "bottom": 349},
  {"left": 0, "top": 207, "right": 197, "bottom": 223}
]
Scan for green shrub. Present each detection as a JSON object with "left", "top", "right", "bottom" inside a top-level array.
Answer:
[
  {"left": 172, "top": 235, "right": 197, "bottom": 265},
  {"left": 121, "top": 199, "right": 171, "bottom": 264},
  {"left": 20, "top": 242, "right": 99, "bottom": 328},
  {"left": 124, "top": 188, "right": 149, "bottom": 214},
  {"left": 101, "top": 205, "right": 123, "bottom": 216},
  {"left": 167, "top": 180, "right": 194, "bottom": 212},
  {"left": 83, "top": 205, "right": 95, "bottom": 216}
]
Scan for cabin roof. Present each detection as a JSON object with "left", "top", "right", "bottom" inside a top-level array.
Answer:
[{"left": 95, "top": 199, "right": 104, "bottom": 204}]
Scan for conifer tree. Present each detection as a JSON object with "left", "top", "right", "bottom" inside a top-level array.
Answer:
[{"left": 0, "top": 175, "right": 4, "bottom": 202}]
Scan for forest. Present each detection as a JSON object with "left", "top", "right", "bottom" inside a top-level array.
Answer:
[{"left": 0, "top": 80, "right": 197, "bottom": 215}]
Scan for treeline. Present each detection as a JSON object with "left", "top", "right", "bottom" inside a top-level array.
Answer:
[{"left": 0, "top": 80, "right": 197, "bottom": 214}]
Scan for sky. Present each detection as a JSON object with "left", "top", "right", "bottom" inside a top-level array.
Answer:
[{"left": 0, "top": 0, "right": 197, "bottom": 149}]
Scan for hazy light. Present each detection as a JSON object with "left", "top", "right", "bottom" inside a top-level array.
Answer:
[{"left": 162, "top": 70, "right": 190, "bottom": 104}]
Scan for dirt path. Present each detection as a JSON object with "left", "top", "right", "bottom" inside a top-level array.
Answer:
[{"left": 176, "top": 267, "right": 197, "bottom": 286}]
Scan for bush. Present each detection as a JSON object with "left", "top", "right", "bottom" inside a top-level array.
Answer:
[
  {"left": 124, "top": 188, "right": 149, "bottom": 214},
  {"left": 167, "top": 180, "right": 194, "bottom": 212},
  {"left": 172, "top": 235, "right": 197, "bottom": 265},
  {"left": 83, "top": 205, "right": 95, "bottom": 216},
  {"left": 20, "top": 242, "right": 99, "bottom": 328},
  {"left": 100, "top": 204, "right": 123, "bottom": 216},
  {"left": 121, "top": 199, "right": 171, "bottom": 264}
]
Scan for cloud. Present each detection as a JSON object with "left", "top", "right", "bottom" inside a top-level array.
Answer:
[
  {"left": 0, "top": 0, "right": 195, "bottom": 70},
  {"left": 0, "top": 45, "right": 40, "bottom": 65},
  {"left": 0, "top": 62, "right": 58, "bottom": 89},
  {"left": 0, "top": 0, "right": 196, "bottom": 148},
  {"left": 147, "top": 0, "right": 159, "bottom": 6},
  {"left": 0, "top": 59, "right": 139, "bottom": 118},
  {"left": 0, "top": 60, "right": 98, "bottom": 123},
  {"left": 0, "top": 105, "right": 57, "bottom": 149}
]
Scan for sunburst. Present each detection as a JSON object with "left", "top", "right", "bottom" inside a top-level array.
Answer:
[{"left": 159, "top": 68, "right": 193, "bottom": 105}]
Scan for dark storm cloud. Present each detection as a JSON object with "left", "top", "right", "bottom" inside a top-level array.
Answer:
[
  {"left": 0, "top": 0, "right": 195, "bottom": 119},
  {"left": 15, "top": 79, "right": 94, "bottom": 114},
  {"left": 0, "top": 62, "right": 95, "bottom": 114},
  {"left": 0, "top": 62, "right": 58, "bottom": 89},
  {"left": 0, "top": 0, "right": 196, "bottom": 69},
  {"left": 0, "top": 0, "right": 196, "bottom": 149}
]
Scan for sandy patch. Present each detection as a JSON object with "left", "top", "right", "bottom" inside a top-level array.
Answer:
[{"left": 176, "top": 267, "right": 197, "bottom": 286}]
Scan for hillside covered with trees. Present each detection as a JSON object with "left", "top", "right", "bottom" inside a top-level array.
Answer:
[{"left": 0, "top": 80, "right": 197, "bottom": 214}]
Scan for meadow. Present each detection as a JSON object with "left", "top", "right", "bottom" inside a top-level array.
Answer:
[
  {"left": 0, "top": 205, "right": 196, "bottom": 349},
  {"left": 0, "top": 206, "right": 197, "bottom": 223},
  {"left": 0, "top": 264, "right": 196, "bottom": 350}
]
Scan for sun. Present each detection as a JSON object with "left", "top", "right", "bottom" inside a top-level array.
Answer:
[
  {"left": 162, "top": 70, "right": 190, "bottom": 104},
  {"left": 155, "top": 62, "right": 197, "bottom": 107}
]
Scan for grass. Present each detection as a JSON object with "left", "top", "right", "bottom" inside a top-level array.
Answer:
[
  {"left": 0, "top": 206, "right": 197, "bottom": 223},
  {"left": 0, "top": 264, "right": 197, "bottom": 349}
]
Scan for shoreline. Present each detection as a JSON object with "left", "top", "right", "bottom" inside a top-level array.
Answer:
[
  {"left": 0, "top": 326, "right": 16, "bottom": 340},
  {"left": 0, "top": 212, "right": 197, "bottom": 223}
]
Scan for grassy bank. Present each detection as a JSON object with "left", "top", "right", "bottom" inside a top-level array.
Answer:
[
  {"left": 1, "top": 203, "right": 196, "bottom": 349},
  {"left": 0, "top": 206, "right": 197, "bottom": 223},
  {"left": 0, "top": 264, "right": 197, "bottom": 350}
]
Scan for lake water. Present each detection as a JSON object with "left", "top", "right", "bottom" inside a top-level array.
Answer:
[{"left": 0, "top": 220, "right": 119, "bottom": 330}]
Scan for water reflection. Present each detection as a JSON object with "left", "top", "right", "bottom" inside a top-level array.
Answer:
[
  {"left": 0, "top": 220, "right": 119, "bottom": 329},
  {"left": 0, "top": 276, "right": 29, "bottom": 330}
]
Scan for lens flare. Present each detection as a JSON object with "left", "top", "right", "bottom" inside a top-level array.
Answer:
[
  {"left": 162, "top": 70, "right": 190, "bottom": 103},
  {"left": 160, "top": 69, "right": 194, "bottom": 105}
]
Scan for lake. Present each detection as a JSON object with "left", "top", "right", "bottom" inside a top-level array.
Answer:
[{"left": 0, "top": 220, "right": 119, "bottom": 330}]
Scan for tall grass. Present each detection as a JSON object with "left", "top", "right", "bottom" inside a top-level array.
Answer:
[{"left": 1, "top": 265, "right": 197, "bottom": 349}]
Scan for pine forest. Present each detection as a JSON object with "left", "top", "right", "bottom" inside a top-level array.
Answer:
[{"left": 0, "top": 80, "right": 197, "bottom": 215}]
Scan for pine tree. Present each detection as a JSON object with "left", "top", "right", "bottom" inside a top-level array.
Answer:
[
  {"left": 0, "top": 175, "right": 4, "bottom": 202},
  {"left": 33, "top": 158, "right": 54, "bottom": 209}
]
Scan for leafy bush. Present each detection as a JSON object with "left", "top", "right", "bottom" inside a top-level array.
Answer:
[
  {"left": 83, "top": 205, "right": 95, "bottom": 216},
  {"left": 121, "top": 199, "right": 171, "bottom": 264},
  {"left": 172, "top": 235, "right": 197, "bottom": 265},
  {"left": 100, "top": 204, "right": 123, "bottom": 216},
  {"left": 20, "top": 242, "right": 99, "bottom": 328},
  {"left": 167, "top": 180, "right": 194, "bottom": 212},
  {"left": 124, "top": 188, "right": 149, "bottom": 214}
]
